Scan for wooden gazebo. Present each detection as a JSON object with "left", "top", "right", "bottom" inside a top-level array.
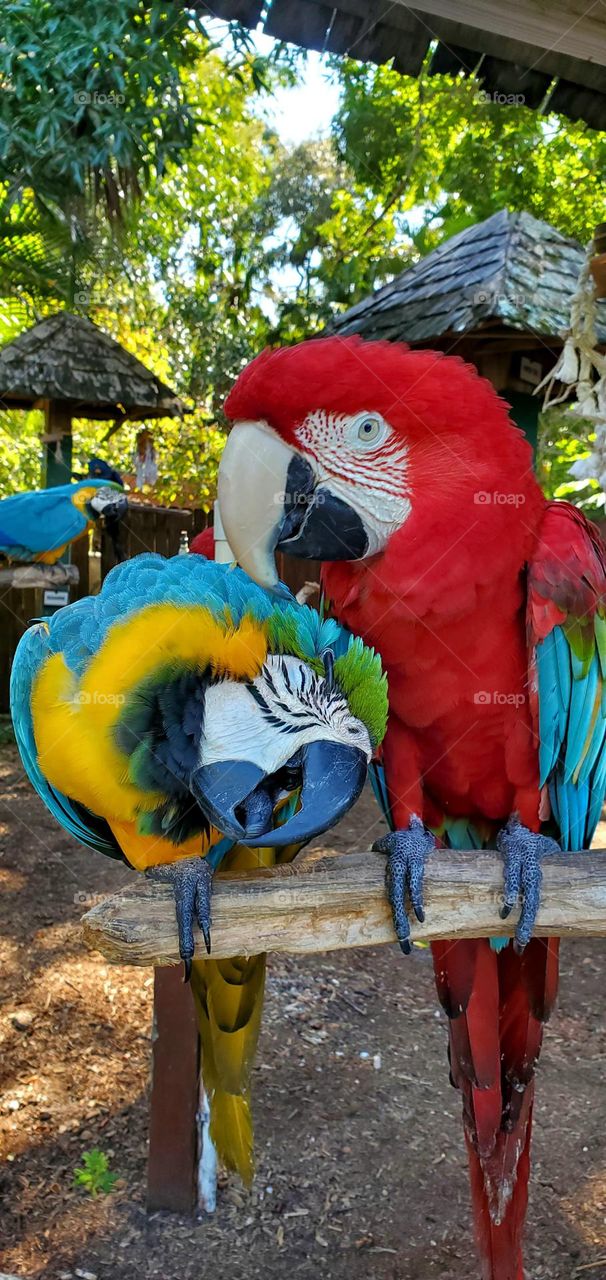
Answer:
[{"left": 0, "top": 312, "right": 186, "bottom": 485}]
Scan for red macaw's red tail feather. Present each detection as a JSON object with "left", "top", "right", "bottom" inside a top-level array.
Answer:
[{"left": 432, "top": 936, "right": 560, "bottom": 1280}]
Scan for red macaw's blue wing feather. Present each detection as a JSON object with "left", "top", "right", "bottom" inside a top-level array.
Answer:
[{"left": 528, "top": 501, "right": 606, "bottom": 852}]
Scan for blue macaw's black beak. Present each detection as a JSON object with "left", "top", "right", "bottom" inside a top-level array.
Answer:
[
  {"left": 191, "top": 740, "right": 368, "bottom": 847},
  {"left": 87, "top": 492, "right": 128, "bottom": 523},
  {"left": 276, "top": 455, "right": 368, "bottom": 562},
  {"left": 103, "top": 495, "right": 128, "bottom": 522}
]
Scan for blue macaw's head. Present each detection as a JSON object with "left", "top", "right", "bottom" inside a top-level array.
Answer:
[
  {"left": 190, "top": 648, "right": 373, "bottom": 846},
  {"left": 87, "top": 457, "right": 124, "bottom": 488},
  {"left": 86, "top": 484, "right": 128, "bottom": 524},
  {"left": 22, "top": 555, "right": 388, "bottom": 857}
]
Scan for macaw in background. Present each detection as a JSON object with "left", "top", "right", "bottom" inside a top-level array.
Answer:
[
  {"left": 0, "top": 479, "right": 127, "bottom": 564},
  {"left": 10, "top": 551, "right": 386, "bottom": 1182},
  {"left": 87, "top": 455, "right": 124, "bottom": 488},
  {"left": 190, "top": 524, "right": 215, "bottom": 558},
  {"left": 218, "top": 335, "right": 606, "bottom": 1277}
]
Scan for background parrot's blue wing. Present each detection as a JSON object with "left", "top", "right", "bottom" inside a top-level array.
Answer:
[
  {"left": 0, "top": 484, "right": 88, "bottom": 557},
  {"left": 10, "top": 623, "right": 124, "bottom": 860}
]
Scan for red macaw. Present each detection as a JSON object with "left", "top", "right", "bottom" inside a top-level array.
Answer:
[{"left": 216, "top": 336, "right": 606, "bottom": 1280}]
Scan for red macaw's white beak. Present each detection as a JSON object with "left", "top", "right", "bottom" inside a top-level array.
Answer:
[
  {"left": 217, "top": 420, "right": 369, "bottom": 592},
  {"left": 218, "top": 421, "right": 294, "bottom": 592}
]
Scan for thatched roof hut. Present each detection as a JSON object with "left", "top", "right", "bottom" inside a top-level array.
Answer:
[
  {"left": 0, "top": 313, "right": 186, "bottom": 419},
  {"left": 331, "top": 209, "right": 606, "bottom": 350},
  {"left": 330, "top": 209, "right": 606, "bottom": 451}
]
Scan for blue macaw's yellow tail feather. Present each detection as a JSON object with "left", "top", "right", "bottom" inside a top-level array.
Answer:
[
  {"left": 191, "top": 954, "right": 265, "bottom": 1186},
  {"left": 190, "top": 841, "right": 275, "bottom": 1185}
]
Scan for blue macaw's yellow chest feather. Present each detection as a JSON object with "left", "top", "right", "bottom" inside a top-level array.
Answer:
[
  {"left": 30, "top": 602, "right": 269, "bottom": 866},
  {"left": 14, "top": 554, "right": 386, "bottom": 871}
]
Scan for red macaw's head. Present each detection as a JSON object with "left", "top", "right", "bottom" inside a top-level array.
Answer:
[{"left": 218, "top": 336, "right": 542, "bottom": 594}]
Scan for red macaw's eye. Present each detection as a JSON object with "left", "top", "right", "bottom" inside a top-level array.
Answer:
[{"left": 357, "top": 417, "right": 381, "bottom": 442}]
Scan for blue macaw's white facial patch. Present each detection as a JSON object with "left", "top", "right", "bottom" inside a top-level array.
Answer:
[
  {"left": 199, "top": 653, "right": 372, "bottom": 776},
  {"left": 88, "top": 485, "right": 121, "bottom": 513}
]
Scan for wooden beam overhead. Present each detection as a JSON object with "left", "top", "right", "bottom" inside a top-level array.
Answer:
[{"left": 405, "top": 0, "right": 606, "bottom": 68}]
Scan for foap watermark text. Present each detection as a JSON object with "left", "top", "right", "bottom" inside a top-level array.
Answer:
[
  {"left": 474, "top": 691, "right": 526, "bottom": 708},
  {"left": 474, "top": 491, "right": 526, "bottom": 508}
]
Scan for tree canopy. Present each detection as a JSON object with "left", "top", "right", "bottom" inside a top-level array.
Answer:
[{"left": 2, "top": 24, "right": 605, "bottom": 507}]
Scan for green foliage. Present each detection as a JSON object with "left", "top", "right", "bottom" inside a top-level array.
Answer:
[
  {"left": 0, "top": 408, "right": 43, "bottom": 496},
  {"left": 258, "top": 139, "right": 407, "bottom": 335},
  {"left": 73, "top": 1148, "right": 118, "bottom": 1196},
  {"left": 0, "top": 40, "right": 296, "bottom": 504},
  {"left": 0, "top": 1, "right": 210, "bottom": 214},
  {"left": 537, "top": 407, "right": 603, "bottom": 513},
  {"left": 332, "top": 61, "right": 606, "bottom": 255}
]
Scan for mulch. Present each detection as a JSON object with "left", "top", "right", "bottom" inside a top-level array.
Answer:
[{"left": 1, "top": 744, "right": 605, "bottom": 1280}]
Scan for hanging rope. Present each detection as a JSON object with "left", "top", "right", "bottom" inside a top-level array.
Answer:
[{"left": 536, "top": 240, "right": 606, "bottom": 488}]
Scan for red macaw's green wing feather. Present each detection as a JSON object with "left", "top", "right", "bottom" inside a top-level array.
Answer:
[{"left": 527, "top": 501, "right": 606, "bottom": 851}]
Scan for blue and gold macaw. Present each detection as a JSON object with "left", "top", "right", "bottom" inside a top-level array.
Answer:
[
  {"left": 10, "top": 552, "right": 387, "bottom": 1182},
  {"left": 0, "top": 479, "right": 127, "bottom": 563}
]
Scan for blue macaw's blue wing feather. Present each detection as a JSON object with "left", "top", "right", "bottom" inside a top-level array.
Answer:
[
  {"left": 0, "top": 480, "right": 117, "bottom": 559},
  {"left": 10, "top": 621, "right": 123, "bottom": 860},
  {"left": 49, "top": 553, "right": 354, "bottom": 679},
  {"left": 369, "top": 759, "right": 393, "bottom": 831}
]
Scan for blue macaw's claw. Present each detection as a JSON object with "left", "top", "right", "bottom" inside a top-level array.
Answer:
[{"left": 146, "top": 855, "right": 214, "bottom": 978}]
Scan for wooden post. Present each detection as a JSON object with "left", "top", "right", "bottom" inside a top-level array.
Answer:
[
  {"left": 146, "top": 508, "right": 220, "bottom": 1215},
  {"left": 43, "top": 403, "right": 72, "bottom": 487},
  {"left": 147, "top": 966, "right": 200, "bottom": 1214}
]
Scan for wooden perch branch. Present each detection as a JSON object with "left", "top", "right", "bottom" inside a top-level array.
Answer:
[{"left": 81, "top": 847, "right": 606, "bottom": 967}]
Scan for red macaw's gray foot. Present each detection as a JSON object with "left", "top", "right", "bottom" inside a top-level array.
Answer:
[
  {"left": 145, "top": 855, "right": 214, "bottom": 979},
  {"left": 497, "top": 816, "right": 560, "bottom": 953},
  {"left": 373, "top": 816, "right": 436, "bottom": 955}
]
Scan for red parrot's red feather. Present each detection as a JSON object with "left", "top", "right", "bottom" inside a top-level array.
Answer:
[
  {"left": 224, "top": 337, "right": 602, "bottom": 1280},
  {"left": 435, "top": 939, "right": 559, "bottom": 1280}
]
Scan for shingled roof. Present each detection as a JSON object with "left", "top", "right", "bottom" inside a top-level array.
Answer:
[
  {"left": 330, "top": 209, "right": 606, "bottom": 347},
  {"left": 0, "top": 313, "right": 187, "bottom": 419}
]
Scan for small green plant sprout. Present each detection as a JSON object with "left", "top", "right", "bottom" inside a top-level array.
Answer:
[{"left": 73, "top": 1148, "right": 118, "bottom": 1197}]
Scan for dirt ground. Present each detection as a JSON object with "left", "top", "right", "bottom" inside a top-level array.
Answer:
[{"left": 1, "top": 742, "right": 605, "bottom": 1280}]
